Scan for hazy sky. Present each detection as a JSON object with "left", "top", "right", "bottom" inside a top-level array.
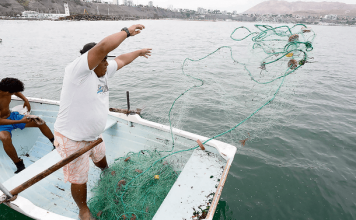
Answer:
[{"left": 113, "top": 0, "right": 355, "bottom": 13}]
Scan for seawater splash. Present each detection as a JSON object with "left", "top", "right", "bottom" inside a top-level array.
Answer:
[{"left": 88, "top": 24, "right": 315, "bottom": 220}]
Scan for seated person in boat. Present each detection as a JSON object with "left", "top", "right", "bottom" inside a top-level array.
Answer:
[
  {"left": 0, "top": 77, "right": 55, "bottom": 174},
  {"left": 54, "top": 24, "right": 151, "bottom": 220}
]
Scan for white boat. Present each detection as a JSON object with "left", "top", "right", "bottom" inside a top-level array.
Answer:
[
  {"left": 21, "top": 3, "right": 70, "bottom": 20},
  {"left": 0, "top": 97, "right": 237, "bottom": 220}
]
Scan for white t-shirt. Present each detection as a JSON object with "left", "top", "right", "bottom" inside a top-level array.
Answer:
[{"left": 54, "top": 52, "right": 118, "bottom": 141}]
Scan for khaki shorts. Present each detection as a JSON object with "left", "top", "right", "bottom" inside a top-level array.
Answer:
[{"left": 54, "top": 131, "right": 106, "bottom": 184}]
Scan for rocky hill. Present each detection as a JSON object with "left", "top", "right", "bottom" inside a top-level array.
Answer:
[
  {"left": 244, "top": 0, "right": 356, "bottom": 16},
  {"left": 0, "top": 0, "right": 184, "bottom": 19}
]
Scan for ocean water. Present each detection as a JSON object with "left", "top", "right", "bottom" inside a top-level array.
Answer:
[{"left": 0, "top": 20, "right": 355, "bottom": 220}]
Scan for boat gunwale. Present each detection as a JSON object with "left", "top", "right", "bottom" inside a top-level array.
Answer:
[
  {"left": 10, "top": 96, "right": 237, "bottom": 162},
  {"left": 2, "top": 96, "right": 237, "bottom": 220}
]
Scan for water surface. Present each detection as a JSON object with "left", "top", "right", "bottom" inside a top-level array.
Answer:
[{"left": 0, "top": 20, "right": 355, "bottom": 220}]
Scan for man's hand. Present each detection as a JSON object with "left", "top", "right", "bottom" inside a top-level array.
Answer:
[
  {"left": 19, "top": 117, "right": 32, "bottom": 124},
  {"left": 128, "top": 24, "right": 145, "bottom": 37},
  {"left": 14, "top": 92, "right": 31, "bottom": 112},
  {"left": 23, "top": 100, "right": 31, "bottom": 112},
  {"left": 139, "top": 48, "right": 152, "bottom": 58}
]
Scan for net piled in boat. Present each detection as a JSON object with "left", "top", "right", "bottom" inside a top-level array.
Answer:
[{"left": 88, "top": 150, "right": 178, "bottom": 219}]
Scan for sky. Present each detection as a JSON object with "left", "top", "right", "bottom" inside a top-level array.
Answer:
[{"left": 108, "top": 0, "right": 356, "bottom": 13}]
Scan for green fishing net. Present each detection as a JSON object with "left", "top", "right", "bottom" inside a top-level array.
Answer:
[
  {"left": 89, "top": 150, "right": 179, "bottom": 219},
  {"left": 88, "top": 24, "right": 315, "bottom": 219},
  {"left": 172, "top": 24, "right": 315, "bottom": 145}
]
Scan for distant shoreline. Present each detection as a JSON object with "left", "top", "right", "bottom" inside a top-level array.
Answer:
[
  {"left": 0, "top": 16, "right": 355, "bottom": 27},
  {"left": 1, "top": 0, "right": 355, "bottom": 27}
]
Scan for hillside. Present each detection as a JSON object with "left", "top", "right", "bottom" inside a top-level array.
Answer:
[
  {"left": 0, "top": 0, "right": 184, "bottom": 19},
  {"left": 244, "top": 0, "right": 356, "bottom": 16}
]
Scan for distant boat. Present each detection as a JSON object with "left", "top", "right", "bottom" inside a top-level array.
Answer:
[
  {"left": 21, "top": 3, "right": 70, "bottom": 20},
  {"left": 0, "top": 97, "right": 237, "bottom": 220},
  {"left": 0, "top": 38, "right": 2, "bottom": 43}
]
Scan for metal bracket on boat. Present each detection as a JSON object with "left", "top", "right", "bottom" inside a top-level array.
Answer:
[
  {"left": 0, "top": 195, "right": 6, "bottom": 204},
  {"left": 108, "top": 91, "right": 142, "bottom": 116},
  {"left": 0, "top": 194, "right": 17, "bottom": 205},
  {"left": 197, "top": 139, "right": 205, "bottom": 150},
  {"left": 126, "top": 91, "right": 130, "bottom": 116},
  {"left": 0, "top": 182, "right": 16, "bottom": 204},
  {"left": 125, "top": 91, "right": 142, "bottom": 115}
]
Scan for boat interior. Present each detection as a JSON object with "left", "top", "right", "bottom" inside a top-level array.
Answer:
[{"left": 0, "top": 98, "right": 234, "bottom": 220}]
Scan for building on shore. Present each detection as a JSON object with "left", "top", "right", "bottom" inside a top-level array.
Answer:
[
  {"left": 324, "top": 14, "right": 337, "bottom": 20},
  {"left": 21, "top": 3, "right": 69, "bottom": 19},
  {"left": 197, "top": 7, "right": 207, "bottom": 14},
  {"left": 123, "top": 0, "right": 133, "bottom": 6},
  {"left": 84, "top": 0, "right": 102, "bottom": 2},
  {"left": 148, "top": 1, "right": 153, "bottom": 7}
]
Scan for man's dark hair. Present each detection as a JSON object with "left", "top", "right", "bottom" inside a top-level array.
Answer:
[
  {"left": 0, "top": 78, "right": 24, "bottom": 93},
  {"left": 80, "top": 42, "right": 97, "bottom": 55}
]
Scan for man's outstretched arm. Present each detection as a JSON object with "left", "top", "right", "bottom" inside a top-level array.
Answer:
[
  {"left": 88, "top": 24, "right": 145, "bottom": 70},
  {"left": 14, "top": 92, "right": 31, "bottom": 112},
  {"left": 115, "top": 48, "right": 152, "bottom": 70}
]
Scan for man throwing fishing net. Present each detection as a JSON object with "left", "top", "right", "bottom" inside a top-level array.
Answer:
[{"left": 54, "top": 24, "right": 151, "bottom": 220}]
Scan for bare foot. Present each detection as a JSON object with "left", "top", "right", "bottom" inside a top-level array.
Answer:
[{"left": 79, "top": 207, "right": 96, "bottom": 220}]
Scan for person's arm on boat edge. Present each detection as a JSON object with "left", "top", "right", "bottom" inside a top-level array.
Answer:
[
  {"left": 14, "top": 92, "right": 31, "bottom": 112},
  {"left": 87, "top": 24, "right": 145, "bottom": 70},
  {"left": 114, "top": 49, "right": 152, "bottom": 70}
]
